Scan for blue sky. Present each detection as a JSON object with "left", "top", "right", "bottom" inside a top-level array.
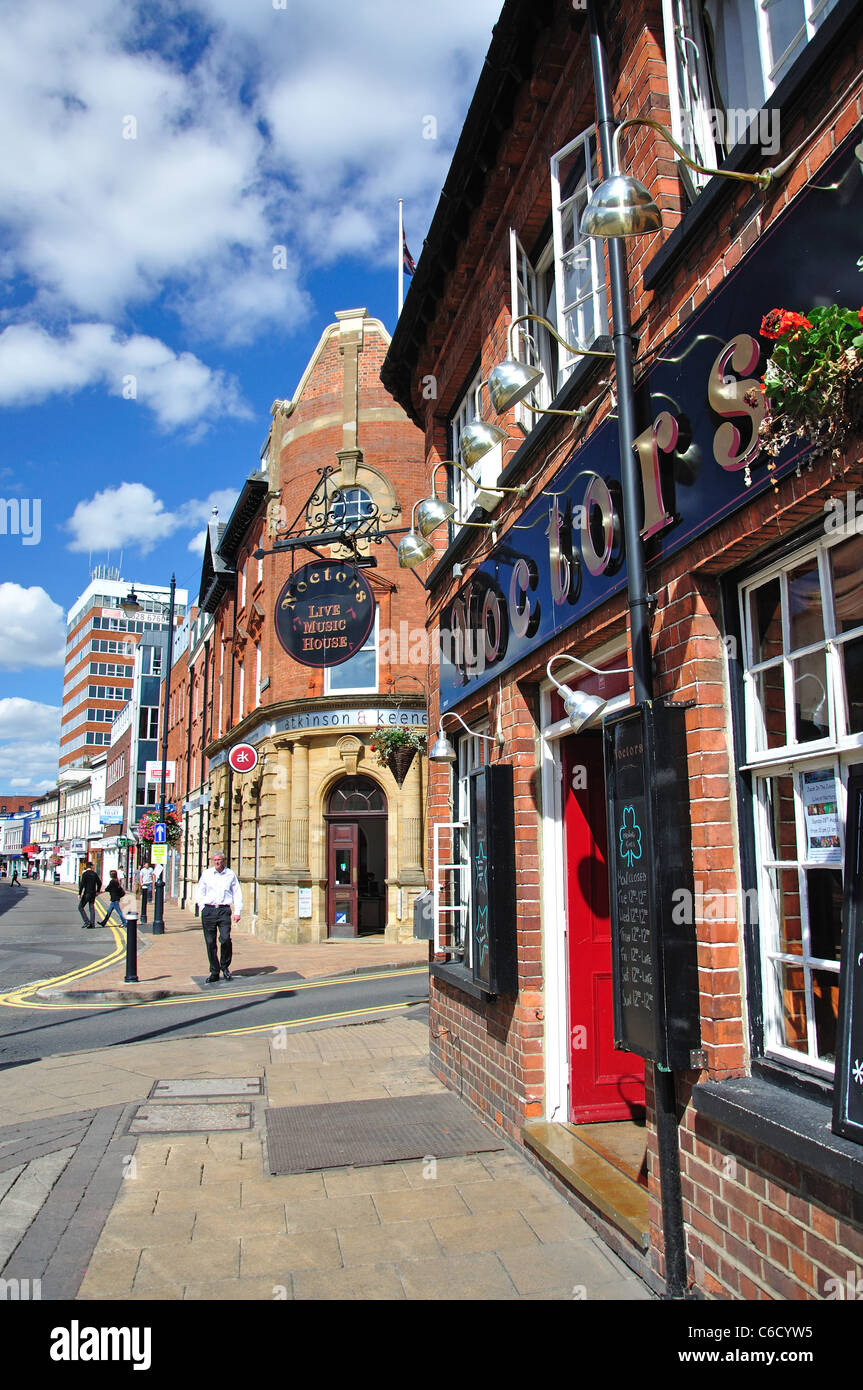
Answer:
[{"left": 0, "top": 0, "right": 503, "bottom": 792}]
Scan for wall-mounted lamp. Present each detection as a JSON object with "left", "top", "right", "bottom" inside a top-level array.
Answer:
[
  {"left": 397, "top": 500, "right": 436, "bottom": 569},
  {"left": 416, "top": 461, "right": 525, "bottom": 535},
  {"left": 459, "top": 382, "right": 509, "bottom": 468},
  {"left": 546, "top": 653, "right": 630, "bottom": 733},
  {"left": 488, "top": 313, "right": 616, "bottom": 418},
  {"left": 429, "top": 710, "right": 503, "bottom": 762},
  {"left": 580, "top": 117, "right": 792, "bottom": 240}
]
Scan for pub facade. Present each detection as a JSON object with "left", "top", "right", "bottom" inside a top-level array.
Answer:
[
  {"left": 382, "top": 0, "right": 863, "bottom": 1297},
  {"left": 184, "top": 308, "right": 430, "bottom": 943}
]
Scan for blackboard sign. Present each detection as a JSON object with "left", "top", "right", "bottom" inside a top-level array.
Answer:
[
  {"left": 469, "top": 764, "right": 516, "bottom": 995},
  {"left": 603, "top": 701, "right": 700, "bottom": 1069},
  {"left": 833, "top": 765, "right": 863, "bottom": 1145},
  {"left": 274, "top": 563, "right": 375, "bottom": 668}
]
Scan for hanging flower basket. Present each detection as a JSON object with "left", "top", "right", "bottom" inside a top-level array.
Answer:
[
  {"left": 387, "top": 745, "right": 417, "bottom": 786},
  {"left": 368, "top": 723, "right": 427, "bottom": 784},
  {"left": 757, "top": 284, "right": 863, "bottom": 468}
]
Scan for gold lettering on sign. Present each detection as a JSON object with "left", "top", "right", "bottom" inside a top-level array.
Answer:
[
  {"left": 708, "top": 333, "right": 764, "bottom": 472},
  {"left": 633, "top": 411, "right": 676, "bottom": 539}
]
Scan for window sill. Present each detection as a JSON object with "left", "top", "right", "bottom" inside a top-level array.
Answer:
[
  {"left": 692, "top": 1074, "right": 863, "bottom": 1194},
  {"left": 430, "top": 959, "right": 496, "bottom": 1002}
]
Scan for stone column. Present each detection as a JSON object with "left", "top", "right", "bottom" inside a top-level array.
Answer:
[
  {"left": 399, "top": 753, "right": 426, "bottom": 884},
  {"left": 289, "top": 738, "right": 311, "bottom": 879},
  {"left": 274, "top": 742, "right": 292, "bottom": 875}
]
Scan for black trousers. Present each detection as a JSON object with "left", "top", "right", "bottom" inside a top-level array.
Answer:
[
  {"left": 78, "top": 896, "right": 96, "bottom": 927},
  {"left": 201, "top": 905, "right": 233, "bottom": 974}
]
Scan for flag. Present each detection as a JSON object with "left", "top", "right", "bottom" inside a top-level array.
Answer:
[{"left": 402, "top": 233, "right": 416, "bottom": 277}]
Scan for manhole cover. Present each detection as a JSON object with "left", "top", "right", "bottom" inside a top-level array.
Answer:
[
  {"left": 129, "top": 1103, "right": 253, "bottom": 1133},
  {"left": 266, "top": 1093, "right": 504, "bottom": 1173},
  {"left": 149, "top": 1078, "right": 263, "bottom": 1099}
]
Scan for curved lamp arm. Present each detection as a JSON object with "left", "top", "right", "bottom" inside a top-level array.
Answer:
[
  {"left": 433, "top": 458, "right": 527, "bottom": 497},
  {"left": 508, "top": 312, "right": 616, "bottom": 362},
  {"left": 440, "top": 711, "right": 497, "bottom": 743},
  {"left": 611, "top": 117, "right": 777, "bottom": 189},
  {"left": 547, "top": 653, "right": 631, "bottom": 686}
]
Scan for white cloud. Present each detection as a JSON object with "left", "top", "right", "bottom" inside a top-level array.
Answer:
[
  {"left": 0, "top": 585, "right": 66, "bottom": 669},
  {"left": 0, "top": 0, "right": 500, "bottom": 343},
  {"left": 65, "top": 483, "right": 239, "bottom": 555},
  {"left": 0, "top": 739, "right": 60, "bottom": 793},
  {"left": 0, "top": 323, "right": 250, "bottom": 429},
  {"left": 188, "top": 529, "right": 207, "bottom": 555},
  {"left": 0, "top": 698, "right": 60, "bottom": 742}
]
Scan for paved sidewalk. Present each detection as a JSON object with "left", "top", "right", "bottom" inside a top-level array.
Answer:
[
  {"left": 0, "top": 1019, "right": 651, "bottom": 1301},
  {"left": 36, "top": 888, "right": 428, "bottom": 1001}
]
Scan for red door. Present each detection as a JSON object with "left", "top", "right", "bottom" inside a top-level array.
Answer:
[
  {"left": 327, "top": 822, "right": 358, "bottom": 937},
  {"left": 563, "top": 734, "right": 645, "bottom": 1122}
]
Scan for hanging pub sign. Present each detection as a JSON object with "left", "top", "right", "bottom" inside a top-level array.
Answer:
[
  {"left": 603, "top": 701, "right": 700, "bottom": 1069},
  {"left": 468, "top": 764, "right": 517, "bottom": 995},
  {"left": 274, "top": 562, "right": 375, "bottom": 668},
  {"left": 833, "top": 766, "right": 863, "bottom": 1146}
]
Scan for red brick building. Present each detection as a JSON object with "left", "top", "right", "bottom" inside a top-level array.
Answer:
[
  {"left": 173, "top": 308, "right": 429, "bottom": 941},
  {"left": 383, "top": 0, "right": 863, "bottom": 1298}
]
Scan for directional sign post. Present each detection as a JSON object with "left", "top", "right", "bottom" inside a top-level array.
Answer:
[{"left": 153, "top": 823, "right": 167, "bottom": 845}]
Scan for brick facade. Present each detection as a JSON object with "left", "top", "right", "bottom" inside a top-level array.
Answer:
[{"left": 383, "top": 0, "right": 863, "bottom": 1298}]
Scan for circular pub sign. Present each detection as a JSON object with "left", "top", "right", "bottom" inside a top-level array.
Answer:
[
  {"left": 274, "top": 562, "right": 375, "bottom": 668},
  {"left": 228, "top": 742, "right": 259, "bottom": 774}
]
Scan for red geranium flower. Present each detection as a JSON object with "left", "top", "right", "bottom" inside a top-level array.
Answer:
[
  {"left": 858, "top": 307, "right": 863, "bottom": 327},
  {"left": 760, "top": 308, "right": 812, "bottom": 339}
]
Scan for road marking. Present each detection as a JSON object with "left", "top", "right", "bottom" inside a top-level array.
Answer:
[
  {"left": 0, "top": 965, "right": 428, "bottom": 1012},
  {"left": 197, "top": 997, "right": 428, "bottom": 1037}
]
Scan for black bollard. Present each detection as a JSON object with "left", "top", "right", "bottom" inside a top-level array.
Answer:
[{"left": 124, "top": 912, "right": 139, "bottom": 984}]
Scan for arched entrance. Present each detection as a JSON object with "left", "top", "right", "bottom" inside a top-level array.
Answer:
[{"left": 325, "top": 776, "right": 387, "bottom": 938}]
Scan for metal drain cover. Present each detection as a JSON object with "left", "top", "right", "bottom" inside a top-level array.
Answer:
[
  {"left": 130, "top": 1103, "right": 253, "bottom": 1133},
  {"left": 149, "top": 1078, "right": 262, "bottom": 1099},
  {"left": 266, "top": 1093, "right": 504, "bottom": 1173}
]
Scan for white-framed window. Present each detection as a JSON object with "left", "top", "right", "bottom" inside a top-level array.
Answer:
[
  {"left": 325, "top": 613, "right": 378, "bottom": 695},
  {"left": 510, "top": 230, "right": 558, "bottom": 422},
  {"left": 138, "top": 706, "right": 159, "bottom": 740},
  {"left": 255, "top": 642, "right": 262, "bottom": 708},
  {"left": 240, "top": 566, "right": 247, "bottom": 609},
  {"left": 740, "top": 529, "right": 863, "bottom": 1077},
  {"left": 449, "top": 369, "right": 502, "bottom": 523},
  {"left": 331, "top": 486, "right": 375, "bottom": 535},
  {"left": 239, "top": 661, "right": 245, "bottom": 720},
  {"left": 550, "top": 126, "right": 609, "bottom": 374},
  {"left": 432, "top": 721, "right": 491, "bottom": 967},
  {"left": 664, "top": 0, "right": 840, "bottom": 191}
]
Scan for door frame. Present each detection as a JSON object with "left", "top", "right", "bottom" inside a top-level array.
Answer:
[{"left": 539, "top": 641, "right": 631, "bottom": 1123}]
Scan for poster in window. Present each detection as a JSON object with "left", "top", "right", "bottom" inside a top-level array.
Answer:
[{"left": 802, "top": 768, "right": 841, "bottom": 865}]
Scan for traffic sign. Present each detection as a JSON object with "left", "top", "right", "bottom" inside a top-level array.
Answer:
[
  {"left": 228, "top": 743, "right": 258, "bottom": 773},
  {"left": 151, "top": 844, "right": 167, "bottom": 864},
  {"left": 153, "top": 823, "right": 167, "bottom": 844}
]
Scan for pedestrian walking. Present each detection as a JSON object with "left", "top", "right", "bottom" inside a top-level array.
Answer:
[
  {"left": 10, "top": 868, "right": 20, "bottom": 887},
  {"left": 77, "top": 861, "right": 102, "bottom": 928},
  {"left": 100, "top": 870, "right": 127, "bottom": 927},
  {"left": 138, "top": 863, "right": 154, "bottom": 924},
  {"left": 194, "top": 851, "right": 242, "bottom": 982}
]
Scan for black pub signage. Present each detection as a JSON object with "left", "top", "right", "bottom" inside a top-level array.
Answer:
[
  {"left": 468, "top": 764, "right": 517, "bottom": 995},
  {"left": 274, "top": 563, "right": 375, "bottom": 668},
  {"left": 603, "top": 701, "right": 700, "bottom": 1068}
]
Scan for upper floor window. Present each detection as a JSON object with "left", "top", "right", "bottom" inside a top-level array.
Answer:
[
  {"left": 330, "top": 487, "right": 375, "bottom": 535},
  {"left": 663, "top": 0, "right": 840, "bottom": 198},
  {"left": 449, "top": 369, "right": 503, "bottom": 522},
  {"left": 325, "top": 614, "right": 378, "bottom": 696},
  {"left": 550, "top": 127, "right": 609, "bottom": 369}
]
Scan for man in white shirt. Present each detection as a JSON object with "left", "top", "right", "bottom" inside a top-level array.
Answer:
[{"left": 195, "top": 851, "right": 243, "bottom": 983}]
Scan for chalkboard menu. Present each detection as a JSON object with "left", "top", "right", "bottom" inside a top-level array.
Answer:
[
  {"left": 833, "top": 765, "right": 863, "bottom": 1145},
  {"left": 468, "top": 764, "right": 517, "bottom": 995},
  {"left": 603, "top": 701, "right": 700, "bottom": 1069}
]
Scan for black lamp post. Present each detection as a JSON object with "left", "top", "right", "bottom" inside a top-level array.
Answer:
[{"left": 121, "top": 576, "right": 177, "bottom": 936}]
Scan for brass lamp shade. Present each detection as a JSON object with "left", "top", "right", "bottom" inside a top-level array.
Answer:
[
  {"left": 579, "top": 174, "right": 662, "bottom": 239},
  {"left": 488, "top": 359, "right": 544, "bottom": 414},
  {"left": 397, "top": 531, "right": 435, "bottom": 569},
  {"left": 460, "top": 419, "right": 508, "bottom": 467},
  {"left": 416, "top": 495, "right": 455, "bottom": 537}
]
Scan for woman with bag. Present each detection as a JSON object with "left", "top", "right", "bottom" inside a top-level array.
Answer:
[{"left": 100, "top": 869, "right": 127, "bottom": 927}]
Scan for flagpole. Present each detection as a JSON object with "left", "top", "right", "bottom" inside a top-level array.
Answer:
[{"left": 398, "top": 198, "right": 404, "bottom": 318}]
